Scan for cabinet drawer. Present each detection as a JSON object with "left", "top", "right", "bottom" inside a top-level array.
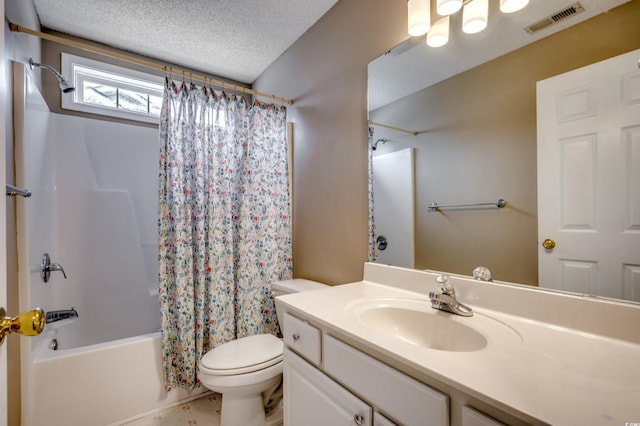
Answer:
[
  {"left": 374, "top": 412, "right": 397, "bottom": 426},
  {"left": 282, "top": 312, "right": 322, "bottom": 365},
  {"left": 324, "top": 335, "right": 449, "bottom": 426},
  {"left": 462, "top": 406, "right": 506, "bottom": 426}
]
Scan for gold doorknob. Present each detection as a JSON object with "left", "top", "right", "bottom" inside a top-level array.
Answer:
[
  {"left": 542, "top": 238, "right": 556, "bottom": 250},
  {"left": 0, "top": 307, "right": 45, "bottom": 345}
]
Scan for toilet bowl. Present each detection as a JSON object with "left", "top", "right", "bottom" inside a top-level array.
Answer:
[{"left": 198, "top": 278, "right": 327, "bottom": 426}]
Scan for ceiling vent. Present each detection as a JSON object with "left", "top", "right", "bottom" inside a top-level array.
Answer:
[{"left": 524, "top": 2, "right": 586, "bottom": 35}]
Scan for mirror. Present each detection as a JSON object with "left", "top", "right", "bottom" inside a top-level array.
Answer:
[{"left": 367, "top": 0, "right": 640, "bottom": 301}]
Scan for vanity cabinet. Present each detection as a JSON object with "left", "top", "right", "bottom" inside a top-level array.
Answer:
[{"left": 282, "top": 313, "right": 448, "bottom": 426}]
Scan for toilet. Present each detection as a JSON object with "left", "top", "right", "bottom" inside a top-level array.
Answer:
[{"left": 198, "top": 278, "right": 327, "bottom": 426}]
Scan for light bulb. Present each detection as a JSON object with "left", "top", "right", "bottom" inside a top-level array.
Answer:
[
  {"left": 500, "top": 0, "right": 529, "bottom": 13},
  {"left": 407, "top": 0, "right": 431, "bottom": 36},
  {"left": 462, "top": 0, "right": 488, "bottom": 34},
  {"left": 437, "top": 0, "right": 463, "bottom": 16},
  {"left": 427, "top": 16, "right": 450, "bottom": 48}
]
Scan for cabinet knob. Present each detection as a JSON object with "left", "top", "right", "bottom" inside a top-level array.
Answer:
[
  {"left": 353, "top": 414, "right": 365, "bottom": 425},
  {"left": 292, "top": 333, "right": 300, "bottom": 342}
]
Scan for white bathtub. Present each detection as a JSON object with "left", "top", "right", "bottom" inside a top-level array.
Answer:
[{"left": 26, "top": 327, "right": 206, "bottom": 426}]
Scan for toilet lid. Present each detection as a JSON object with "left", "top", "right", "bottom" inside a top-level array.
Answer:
[{"left": 201, "top": 334, "right": 283, "bottom": 372}]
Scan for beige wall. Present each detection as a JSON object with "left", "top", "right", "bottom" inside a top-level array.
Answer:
[
  {"left": 254, "top": 0, "right": 407, "bottom": 285},
  {"left": 369, "top": 1, "right": 640, "bottom": 285}
]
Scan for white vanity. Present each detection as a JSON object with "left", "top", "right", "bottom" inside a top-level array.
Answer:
[{"left": 275, "top": 263, "right": 640, "bottom": 426}]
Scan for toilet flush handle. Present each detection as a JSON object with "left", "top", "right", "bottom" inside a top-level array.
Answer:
[{"left": 292, "top": 333, "right": 300, "bottom": 342}]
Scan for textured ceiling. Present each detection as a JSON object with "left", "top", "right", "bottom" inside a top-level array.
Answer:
[
  {"left": 31, "top": 0, "right": 634, "bottom": 107},
  {"left": 32, "top": 0, "right": 339, "bottom": 84},
  {"left": 368, "top": 0, "right": 634, "bottom": 111}
]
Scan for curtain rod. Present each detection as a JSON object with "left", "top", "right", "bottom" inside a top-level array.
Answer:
[
  {"left": 8, "top": 22, "right": 294, "bottom": 105},
  {"left": 368, "top": 120, "right": 418, "bottom": 135}
]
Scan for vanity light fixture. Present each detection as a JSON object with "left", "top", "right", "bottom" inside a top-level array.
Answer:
[
  {"left": 437, "top": 0, "right": 463, "bottom": 16},
  {"left": 426, "top": 16, "right": 450, "bottom": 47},
  {"left": 462, "top": 0, "right": 489, "bottom": 34},
  {"left": 408, "top": 0, "right": 528, "bottom": 48},
  {"left": 500, "top": 0, "right": 529, "bottom": 13},
  {"left": 408, "top": 0, "right": 431, "bottom": 36}
]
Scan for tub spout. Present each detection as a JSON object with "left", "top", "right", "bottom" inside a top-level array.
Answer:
[{"left": 45, "top": 308, "right": 78, "bottom": 324}]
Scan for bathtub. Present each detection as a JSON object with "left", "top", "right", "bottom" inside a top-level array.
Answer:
[{"left": 26, "top": 327, "right": 206, "bottom": 426}]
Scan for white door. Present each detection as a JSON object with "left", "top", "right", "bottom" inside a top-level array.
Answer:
[
  {"left": 372, "top": 148, "right": 415, "bottom": 268},
  {"left": 537, "top": 48, "right": 640, "bottom": 300},
  {"left": 1, "top": 0, "right": 9, "bottom": 420}
]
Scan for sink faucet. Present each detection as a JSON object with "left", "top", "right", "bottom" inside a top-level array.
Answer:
[{"left": 428, "top": 274, "right": 473, "bottom": 317}]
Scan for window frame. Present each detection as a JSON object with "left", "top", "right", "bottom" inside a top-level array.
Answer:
[{"left": 61, "top": 53, "right": 164, "bottom": 124}]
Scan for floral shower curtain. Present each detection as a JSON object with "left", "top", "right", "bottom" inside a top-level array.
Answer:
[
  {"left": 368, "top": 126, "right": 377, "bottom": 262},
  {"left": 158, "top": 80, "right": 292, "bottom": 390}
]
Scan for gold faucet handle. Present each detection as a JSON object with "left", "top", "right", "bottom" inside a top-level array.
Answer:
[{"left": 0, "top": 307, "right": 45, "bottom": 344}]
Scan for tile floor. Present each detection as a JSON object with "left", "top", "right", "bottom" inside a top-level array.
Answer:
[{"left": 120, "top": 393, "right": 221, "bottom": 425}]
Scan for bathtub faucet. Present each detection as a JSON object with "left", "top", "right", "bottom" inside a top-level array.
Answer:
[
  {"left": 41, "top": 253, "right": 67, "bottom": 283},
  {"left": 45, "top": 308, "right": 78, "bottom": 324}
]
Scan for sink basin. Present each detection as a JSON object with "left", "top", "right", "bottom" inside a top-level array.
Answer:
[{"left": 346, "top": 297, "right": 521, "bottom": 352}]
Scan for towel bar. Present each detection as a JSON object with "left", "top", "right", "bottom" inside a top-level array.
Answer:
[{"left": 428, "top": 198, "right": 506, "bottom": 211}]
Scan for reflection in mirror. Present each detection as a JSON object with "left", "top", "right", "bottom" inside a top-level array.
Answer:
[{"left": 368, "top": 1, "right": 640, "bottom": 302}]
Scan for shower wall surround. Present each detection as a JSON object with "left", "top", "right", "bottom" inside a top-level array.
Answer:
[
  {"left": 50, "top": 115, "right": 161, "bottom": 346},
  {"left": 19, "top": 69, "right": 161, "bottom": 349}
]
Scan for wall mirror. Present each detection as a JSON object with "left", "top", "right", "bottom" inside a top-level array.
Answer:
[{"left": 367, "top": 0, "right": 640, "bottom": 302}]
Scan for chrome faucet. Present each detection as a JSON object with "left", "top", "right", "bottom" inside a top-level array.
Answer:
[
  {"left": 41, "top": 253, "right": 67, "bottom": 283},
  {"left": 45, "top": 308, "right": 78, "bottom": 324},
  {"left": 428, "top": 274, "right": 473, "bottom": 317}
]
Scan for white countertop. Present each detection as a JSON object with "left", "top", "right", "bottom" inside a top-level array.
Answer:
[{"left": 276, "top": 265, "right": 640, "bottom": 425}]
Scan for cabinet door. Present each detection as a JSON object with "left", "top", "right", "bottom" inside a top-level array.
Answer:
[{"left": 284, "top": 347, "right": 372, "bottom": 426}]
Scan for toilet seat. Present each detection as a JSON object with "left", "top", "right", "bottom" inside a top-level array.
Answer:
[{"left": 200, "top": 334, "right": 283, "bottom": 376}]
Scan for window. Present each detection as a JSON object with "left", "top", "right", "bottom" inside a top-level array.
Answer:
[{"left": 61, "top": 53, "right": 164, "bottom": 123}]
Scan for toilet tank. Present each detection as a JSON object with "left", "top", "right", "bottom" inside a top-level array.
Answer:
[
  {"left": 272, "top": 279, "right": 327, "bottom": 327},
  {"left": 271, "top": 278, "right": 327, "bottom": 297}
]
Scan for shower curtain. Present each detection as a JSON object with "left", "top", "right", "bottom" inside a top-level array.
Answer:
[
  {"left": 158, "top": 81, "right": 292, "bottom": 390},
  {"left": 368, "top": 126, "right": 377, "bottom": 262}
]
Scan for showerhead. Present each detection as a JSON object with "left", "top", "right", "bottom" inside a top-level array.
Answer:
[
  {"left": 29, "top": 58, "right": 76, "bottom": 93},
  {"left": 372, "top": 138, "right": 388, "bottom": 151}
]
